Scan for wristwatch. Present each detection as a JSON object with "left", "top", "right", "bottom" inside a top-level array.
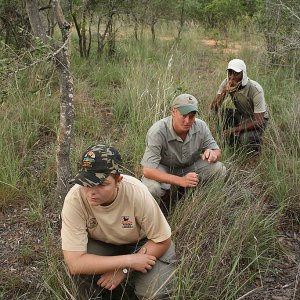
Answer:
[{"left": 122, "top": 268, "right": 128, "bottom": 274}]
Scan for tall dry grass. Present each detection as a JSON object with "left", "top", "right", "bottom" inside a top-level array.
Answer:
[{"left": 1, "top": 19, "right": 299, "bottom": 299}]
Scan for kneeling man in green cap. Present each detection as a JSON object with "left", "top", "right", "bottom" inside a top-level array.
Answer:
[{"left": 141, "top": 94, "right": 226, "bottom": 208}]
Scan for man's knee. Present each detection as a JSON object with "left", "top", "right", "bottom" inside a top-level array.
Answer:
[
  {"left": 201, "top": 161, "right": 226, "bottom": 181},
  {"left": 239, "top": 131, "right": 264, "bottom": 154},
  {"left": 141, "top": 177, "right": 169, "bottom": 200},
  {"left": 72, "top": 274, "right": 102, "bottom": 300},
  {"left": 134, "top": 243, "right": 176, "bottom": 299},
  {"left": 210, "top": 161, "right": 226, "bottom": 177},
  {"left": 135, "top": 272, "right": 174, "bottom": 300},
  {"left": 239, "top": 130, "right": 263, "bottom": 145}
]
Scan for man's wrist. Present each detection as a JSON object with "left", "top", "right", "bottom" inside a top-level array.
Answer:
[{"left": 230, "top": 127, "right": 238, "bottom": 135}]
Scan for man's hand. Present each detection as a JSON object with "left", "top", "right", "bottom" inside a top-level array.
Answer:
[
  {"left": 225, "top": 80, "right": 239, "bottom": 92},
  {"left": 97, "top": 269, "right": 126, "bottom": 291},
  {"left": 127, "top": 252, "right": 156, "bottom": 273},
  {"left": 97, "top": 250, "right": 156, "bottom": 290},
  {"left": 180, "top": 172, "right": 199, "bottom": 188},
  {"left": 222, "top": 128, "right": 240, "bottom": 138},
  {"left": 202, "top": 149, "right": 220, "bottom": 163}
]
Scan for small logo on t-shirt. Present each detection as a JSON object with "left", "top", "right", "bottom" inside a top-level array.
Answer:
[
  {"left": 87, "top": 217, "right": 98, "bottom": 228},
  {"left": 121, "top": 216, "right": 133, "bottom": 228}
]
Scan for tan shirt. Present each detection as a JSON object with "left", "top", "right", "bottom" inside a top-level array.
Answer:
[
  {"left": 61, "top": 175, "right": 171, "bottom": 251},
  {"left": 217, "top": 78, "right": 269, "bottom": 119}
]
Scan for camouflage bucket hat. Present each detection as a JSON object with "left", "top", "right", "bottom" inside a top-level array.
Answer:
[{"left": 70, "top": 144, "right": 122, "bottom": 187}]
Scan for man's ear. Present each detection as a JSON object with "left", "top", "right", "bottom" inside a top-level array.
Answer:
[
  {"left": 117, "top": 175, "right": 123, "bottom": 183},
  {"left": 171, "top": 108, "right": 176, "bottom": 117}
]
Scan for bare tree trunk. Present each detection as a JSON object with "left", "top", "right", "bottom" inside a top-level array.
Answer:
[
  {"left": 150, "top": 16, "right": 157, "bottom": 43},
  {"left": 69, "top": 0, "right": 83, "bottom": 57},
  {"left": 81, "top": 3, "right": 88, "bottom": 57},
  {"left": 132, "top": 12, "right": 139, "bottom": 41},
  {"left": 177, "top": 0, "right": 186, "bottom": 41},
  {"left": 97, "top": 4, "right": 117, "bottom": 59},
  {"left": 97, "top": 16, "right": 103, "bottom": 56},
  {"left": 107, "top": 17, "right": 116, "bottom": 59},
  {"left": 87, "top": 12, "right": 93, "bottom": 57},
  {"left": 140, "top": 21, "right": 144, "bottom": 41},
  {"left": 72, "top": 14, "right": 83, "bottom": 57},
  {"left": 106, "top": 1, "right": 117, "bottom": 60},
  {"left": 42, "top": 3, "right": 55, "bottom": 37},
  {"left": 97, "top": 16, "right": 111, "bottom": 57},
  {"left": 25, "top": 0, "right": 74, "bottom": 201},
  {"left": 25, "top": 0, "right": 48, "bottom": 43},
  {"left": 52, "top": 0, "right": 75, "bottom": 200},
  {"left": 264, "top": 0, "right": 282, "bottom": 64}
]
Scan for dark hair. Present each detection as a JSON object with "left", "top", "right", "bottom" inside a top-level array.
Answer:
[{"left": 110, "top": 173, "right": 121, "bottom": 182}]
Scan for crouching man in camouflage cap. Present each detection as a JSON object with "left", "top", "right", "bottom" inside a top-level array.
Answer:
[{"left": 61, "top": 144, "right": 175, "bottom": 299}]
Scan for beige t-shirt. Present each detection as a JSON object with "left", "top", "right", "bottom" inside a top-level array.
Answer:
[{"left": 61, "top": 175, "right": 171, "bottom": 251}]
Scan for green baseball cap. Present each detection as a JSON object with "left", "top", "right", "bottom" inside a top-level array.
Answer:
[
  {"left": 70, "top": 144, "right": 122, "bottom": 187},
  {"left": 172, "top": 94, "right": 199, "bottom": 115}
]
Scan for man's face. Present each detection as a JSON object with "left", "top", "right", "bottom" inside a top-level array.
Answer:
[
  {"left": 228, "top": 69, "right": 243, "bottom": 86},
  {"left": 81, "top": 175, "right": 121, "bottom": 206},
  {"left": 172, "top": 108, "right": 196, "bottom": 135}
]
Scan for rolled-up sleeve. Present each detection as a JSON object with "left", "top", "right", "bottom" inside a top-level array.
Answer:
[
  {"left": 253, "top": 87, "right": 266, "bottom": 114},
  {"left": 141, "top": 127, "right": 164, "bottom": 169}
]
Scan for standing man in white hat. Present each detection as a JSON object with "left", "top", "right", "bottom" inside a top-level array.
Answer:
[{"left": 211, "top": 59, "right": 269, "bottom": 155}]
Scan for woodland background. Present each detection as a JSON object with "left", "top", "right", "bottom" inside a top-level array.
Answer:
[{"left": 0, "top": 0, "right": 299, "bottom": 299}]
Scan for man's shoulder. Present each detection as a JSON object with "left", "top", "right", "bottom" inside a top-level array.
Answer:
[
  {"left": 246, "top": 79, "right": 264, "bottom": 94},
  {"left": 217, "top": 78, "right": 227, "bottom": 93},
  {"left": 122, "top": 174, "right": 147, "bottom": 190},
  {"left": 121, "top": 175, "right": 154, "bottom": 201},
  {"left": 150, "top": 116, "right": 171, "bottom": 129},
  {"left": 194, "top": 118, "right": 208, "bottom": 128},
  {"left": 149, "top": 116, "right": 170, "bottom": 131},
  {"left": 62, "top": 185, "right": 86, "bottom": 214},
  {"left": 189, "top": 118, "right": 209, "bottom": 135},
  {"left": 64, "top": 184, "right": 81, "bottom": 202}
]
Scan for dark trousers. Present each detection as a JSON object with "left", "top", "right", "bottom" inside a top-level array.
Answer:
[
  {"left": 221, "top": 108, "right": 268, "bottom": 152},
  {"left": 72, "top": 238, "right": 175, "bottom": 300}
]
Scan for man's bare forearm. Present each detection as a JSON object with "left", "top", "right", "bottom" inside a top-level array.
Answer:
[
  {"left": 138, "top": 238, "right": 171, "bottom": 259},
  {"left": 63, "top": 251, "right": 156, "bottom": 275},
  {"left": 143, "top": 167, "right": 183, "bottom": 186}
]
